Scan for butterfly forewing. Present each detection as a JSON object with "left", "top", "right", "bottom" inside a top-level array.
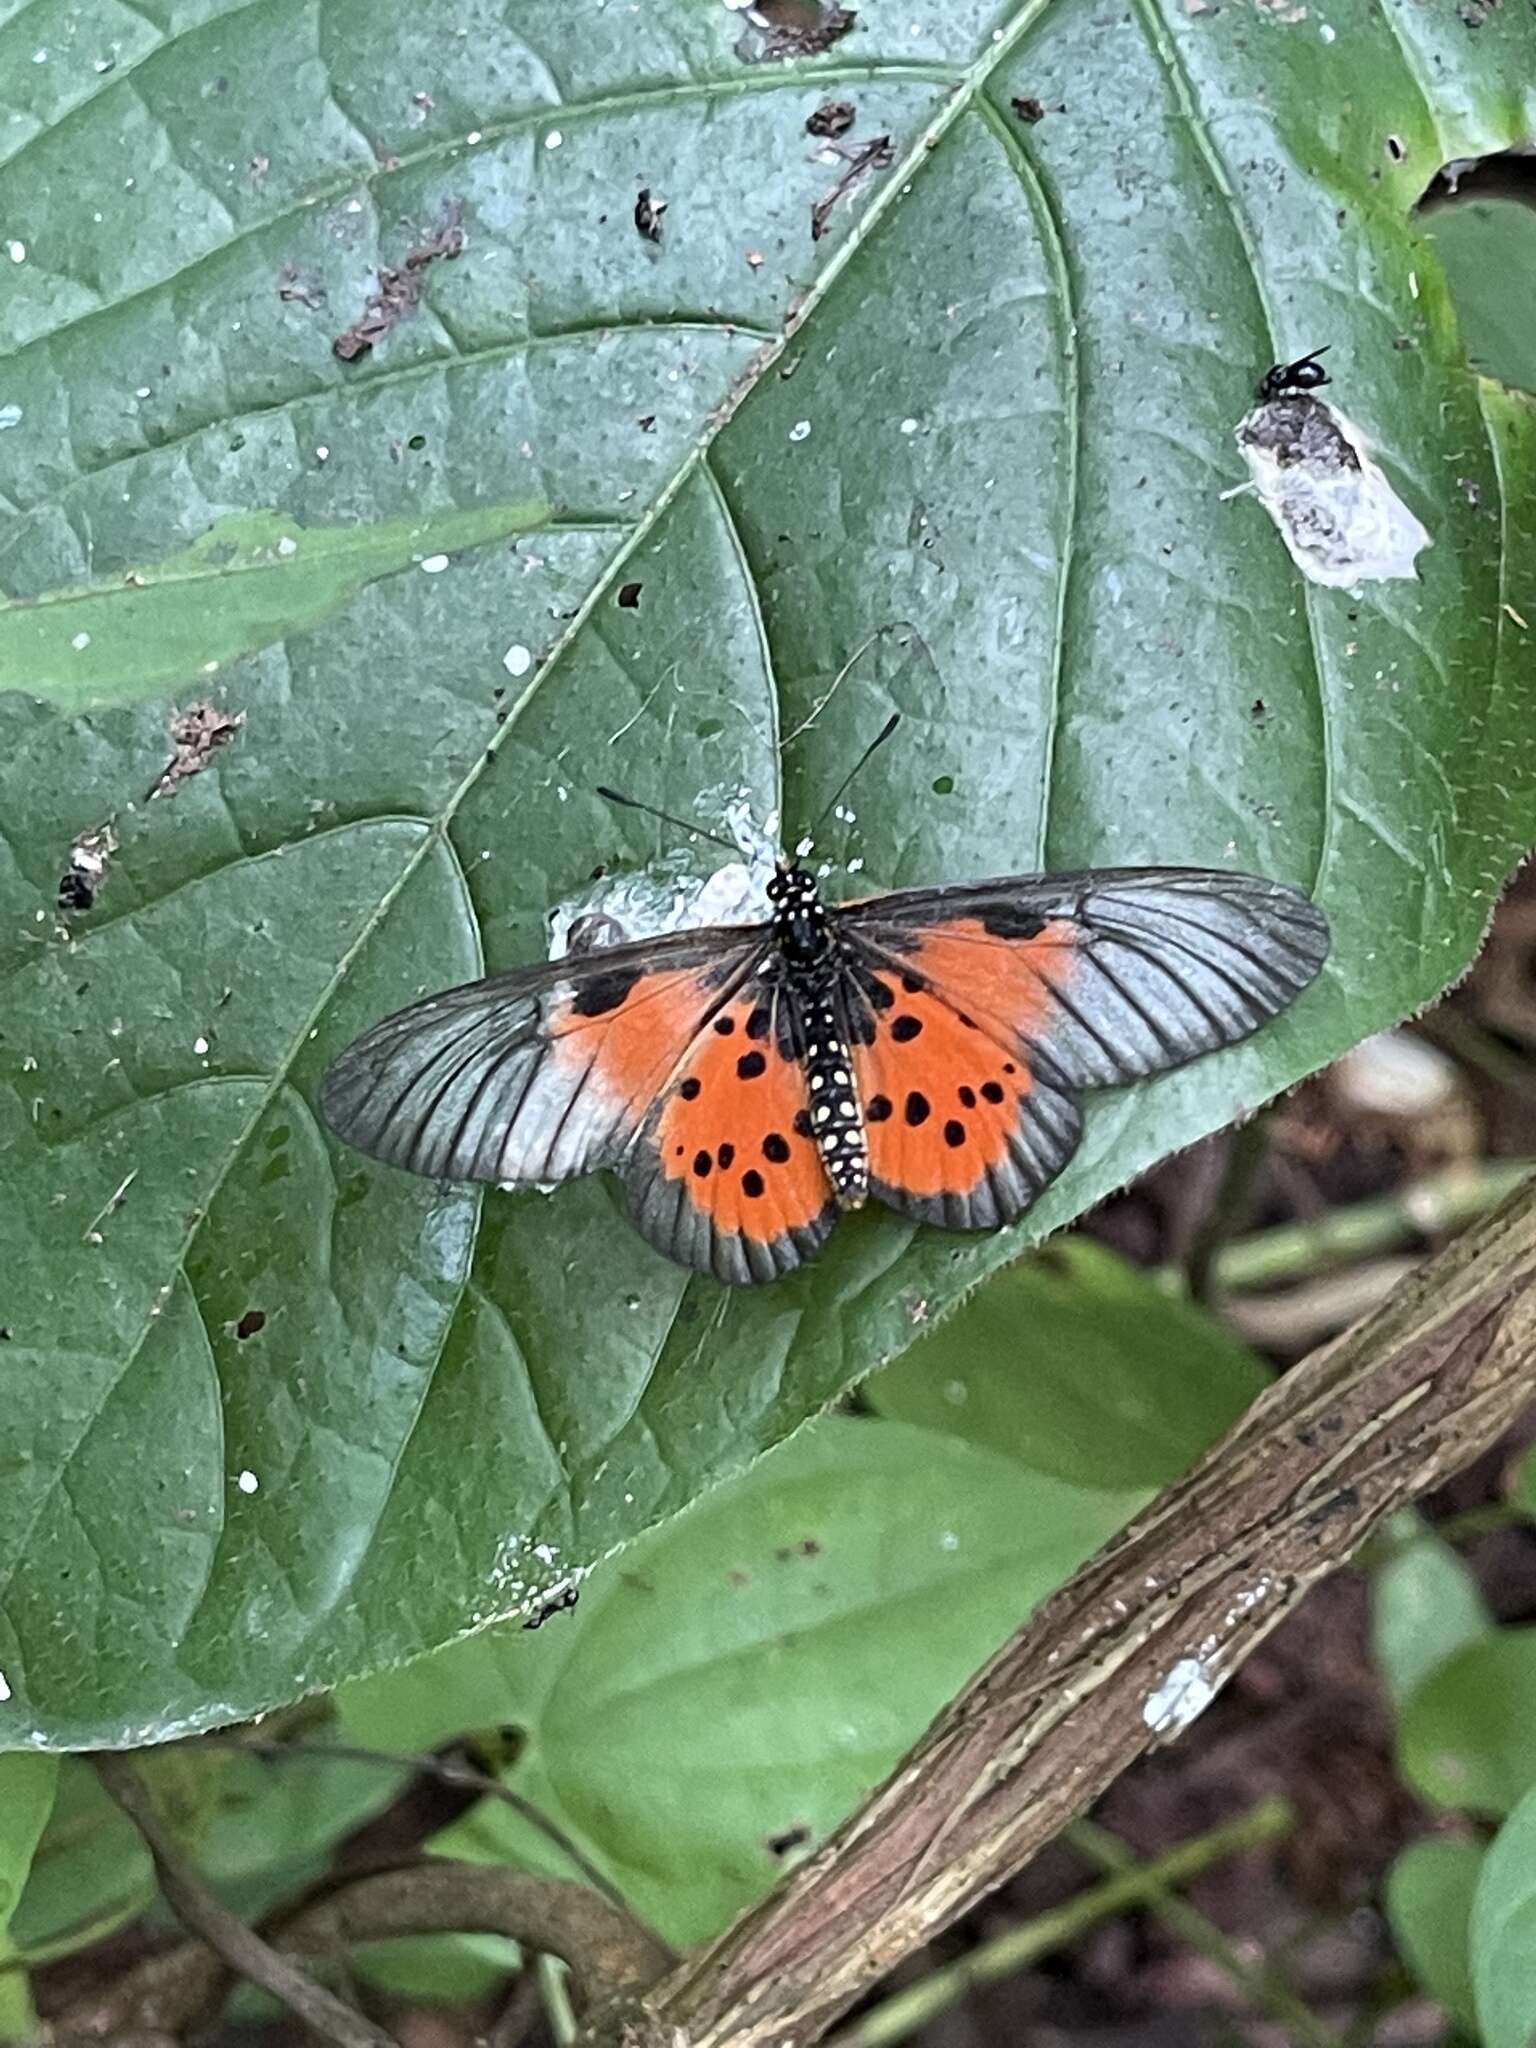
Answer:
[{"left": 320, "top": 925, "right": 767, "bottom": 1189}]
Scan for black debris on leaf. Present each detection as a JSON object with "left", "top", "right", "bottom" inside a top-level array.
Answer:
[
  {"left": 634, "top": 187, "right": 667, "bottom": 243},
  {"left": 523, "top": 1582, "right": 581, "bottom": 1630},
  {"left": 806, "top": 98, "right": 855, "bottom": 138},
  {"left": 1011, "top": 95, "right": 1048, "bottom": 123},
  {"left": 767, "top": 1824, "right": 812, "bottom": 1856},
  {"left": 58, "top": 822, "right": 117, "bottom": 914}
]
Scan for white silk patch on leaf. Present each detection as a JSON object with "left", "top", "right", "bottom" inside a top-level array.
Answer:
[
  {"left": 1233, "top": 394, "right": 1431, "bottom": 588},
  {"left": 547, "top": 791, "right": 778, "bottom": 958}
]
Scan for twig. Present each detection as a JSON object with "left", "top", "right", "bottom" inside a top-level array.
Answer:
[
  {"left": 824, "top": 1798, "right": 1295, "bottom": 2047},
  {"left": 1067, "top": 1817, "right": 1343, "bottom": 2048},
  {"left": 1208, "top": 1159, "right": 1533, "bottom": 1293},
  {"left": 55, "top": 1857, "right": 674, "bottom": 2044},
  {"left": 224, "top": 1736, "right": 649, "bottom": 1930},
  {"left": 580, "top": 1176, "right": 1536, "bottom": 2047},
  {"left": 92, "top": 1753, "right": 396, "bottom": 2048}
]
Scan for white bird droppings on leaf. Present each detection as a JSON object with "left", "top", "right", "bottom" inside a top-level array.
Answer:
[
  {"left": 1143, "top": 1657, "right": 1218, "bottom": 1736},
  {"left": 503, "top": 643, "right": 533, "bottom": 678},
  {"left": 1234, "top": 393, "right": 1431, "bottom": 587}
]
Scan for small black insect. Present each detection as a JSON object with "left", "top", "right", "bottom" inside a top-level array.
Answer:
[
  {"left": 1257, "top": 346, "right": 1331, "bottom": 402},
  {"left": 634, "top": 188, "right": 667, "bottom": 245}
]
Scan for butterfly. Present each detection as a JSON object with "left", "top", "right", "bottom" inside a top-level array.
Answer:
[{"left": 320, "top": 807, "right": 1330, "bottom": 1286}]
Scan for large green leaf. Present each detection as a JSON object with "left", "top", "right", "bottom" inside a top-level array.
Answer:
[
  {"left": 3, "top": 1, "right": 1535, "bottom": 1748},
  {"left": 1471, "top": 1783, "right": 1536, "bottom": 2048},
  {"left": 349, "top": 1414, "right": 1141, "bottom": 1947},
  {"left": 1399, "top": 1629, "right": 1536, "bottom": 1816},
  {"left": 1385, "top": 1835, "right": 1483, "bottom": 2036}
]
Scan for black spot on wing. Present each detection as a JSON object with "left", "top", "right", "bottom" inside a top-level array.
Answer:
[{"left": 569, "top": 964, "right": 644, "bottom": 1017}]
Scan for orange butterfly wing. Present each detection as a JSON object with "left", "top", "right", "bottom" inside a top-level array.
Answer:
[
  {"left": 623, "top": 987, "right": 835, "bottom": 1285},
  {"left": 321, "top": 930, "right": 835, "bottom": 1283},
  {"left": 840, "top": 867, "right": 1329, "bottom": 1228}
]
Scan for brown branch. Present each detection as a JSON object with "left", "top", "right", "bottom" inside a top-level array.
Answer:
[
  {"left": 91, "top": 1753, "right": 396, "bottom": 2048},
  {"left": 577, "top": 1173, "right": 1536, "bottom": 2048},
  {"left": 55, "top": 1857, "right": 673, "bottom": 2044}
]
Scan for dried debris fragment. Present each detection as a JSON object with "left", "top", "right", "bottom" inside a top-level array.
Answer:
[
  {"left": 147, "top": 701, "right": 246, "bottom": 800},
  {"left": 1011, "top": 95, "right": 1048, "bottom": 122},
  {"left": 332, "top": 204, "right": 466, "bottom": 361},
  {"left": 276, "top": 263, "right": 327, "bottom": 309},
  {"left": 1232, "top": 378, "right": 1431, "bottom": 588},
  {"left": 810, "top": 133, "right": 894, "bottom": 241},
  {"left": 634, "top": 187, "right": 667, "bottom": 244},
  {"left": 806, "top": 98, "right": 855, "bottom": 138},
  {"left": 58, "top": 820, "right": 117, "bottom": 913},
  {"left": 733, "top": 1, "right": 857, "bottom": 64}
]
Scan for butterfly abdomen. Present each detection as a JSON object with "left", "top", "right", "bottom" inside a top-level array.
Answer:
[{"left": 795, "top": 975, "right": 868, "bottom": 1210}]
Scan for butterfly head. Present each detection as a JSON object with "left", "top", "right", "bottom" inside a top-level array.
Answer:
[{"left": 768, "top": 859, "right": 832, "bottom": 966}]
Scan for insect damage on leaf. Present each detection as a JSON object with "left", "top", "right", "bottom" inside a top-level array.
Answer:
[
  {"left": 732, "top": 1, "right": 858, "bottom": 64},
  {"left": 147, "top": 701, "right": 245, "bottom": 800},
  {"left": 806, "top": 99, "right": 856, "bottom": 138},
  {"left": 810, "top": 135, "right": 895, "bottom": 242},
  {"left": 332, "top": 205, "right": 466, "bottom": 361},
  {"left": 58, "top": 820, "right": 118, "bottom": 913}
]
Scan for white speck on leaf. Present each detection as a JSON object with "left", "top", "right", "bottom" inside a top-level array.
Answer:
[
  {"left": 0, "top": 1670, "right": 10, "bottom": 1702},
  {"left": 236, "top": 1470, "right": 259, "bottom": 1495},
  {"left": 545, "top": 129, "right": 563, "bottom": 149},
  {"left": 7, "top": 241, "right": 25, "bottom": 264},
  {"left": 789, "top": 419, "right": 811, "bottom": 443},
  {"left": 193, "top": 1036, "right": 210, "bottom": 1056},
  {"left": 900, "top": 417, "right": 918, "bottom": 435},
  {"left": 420, "top": 553, "right": 450, "bottom": 573},
  {"left": 1143, "top": 1657, "right": 1218, "bottom": 1736},
  {"left": 71, "top": 632, "right": 91, "bottom": 651},
  {"left": 0, "top": 404, "right": 21, "bottom": 430},
  {"left": 503, "top": 643, "right": 533, "bottom": 677},
  {"left": 277, "top": 535, "right": 297, "bottom": 557}
]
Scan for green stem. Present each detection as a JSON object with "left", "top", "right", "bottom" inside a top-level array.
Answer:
[
  {"left": 1069, "top": 1818, "right": 1343, "bottom": 2048},
  {"left": 1207, "top": 1161, "right": 1534, "bottom": 1294},
  {"left": 1188, "top": 1114, "right": 1273, "bottom": 1302},
  {"left": 0, "top": 1947, "right": 39, "bottom": 2045},
  {"left": 538, "top": 1952, "right": 578, "bottom": 2047},
  {"left": 823, "top": 1798, "right": 1294, "bottom": 2048}
]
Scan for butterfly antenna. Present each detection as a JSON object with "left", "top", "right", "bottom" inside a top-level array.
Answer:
[
  {"left": 811, "top": 712, "right": 901, "bottom": 834},
  {"left": 594, "top": 785, "right": 737, "bottom": 851}
]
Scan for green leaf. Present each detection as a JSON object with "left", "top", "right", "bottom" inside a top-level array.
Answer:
[
  {"left": 867, "top": 1238, "right": 1268, "bottom": 1488},
  {"left": 367, "top": 1414, "right": 1142, "bottom": 1946},
  {"left": 1427, "top": 197, "right": 1536, "bottom": 397},
  {"left": 1472, "top": 1783, "right": 1536, "bottom": 2048},
  {"left": 0, "top": 1756, "right": 54, "bottom": 1934},
  {"left": 8, "top": 1760, "right": 152, "bottom": 1961},
  {"left": 0, "top": 505, "right": 548, "bottom": 714},
  {"left": 4, "top": 1, "right": 1536, "bottom": 1749},
  {"left": 1385, "top": 1836, "right": 1483, "bottom": 2035},
  {"left": 1373, "top": 1526, "right": 1494, "bottom": 1712},
  {"left": 1399, "top": 1629, "right": 1536, "bottom": 1816}
]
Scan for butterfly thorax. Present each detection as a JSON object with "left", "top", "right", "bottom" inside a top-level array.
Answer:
[{"left": 767, "top": 862, "right": 868, "bottom": 1210}]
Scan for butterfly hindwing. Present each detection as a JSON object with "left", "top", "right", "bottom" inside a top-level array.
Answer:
[
  {"left": 839, "top": 867, "right": 1328, "bottom": 1229},
  {"left": 623, "top": 984, "right": 836, "bottom": 1285},
  {"left": 320, "top": 926, "right": 766, "bottom": 1189}
]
